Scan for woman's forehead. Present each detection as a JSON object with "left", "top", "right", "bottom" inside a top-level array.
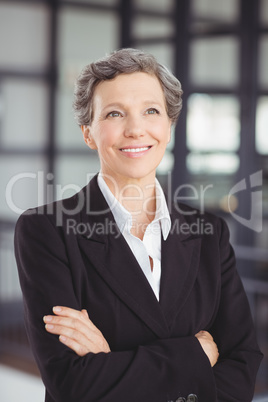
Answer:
[{"left": 93, "top": 72, "right": 165, "bottom": 105}]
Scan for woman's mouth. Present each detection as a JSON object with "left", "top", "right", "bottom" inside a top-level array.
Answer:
[
  {"left": 119, "top": 146, "right": 152, "bottom": 157},
  {"left": 121, "top": 146, "right": 151, "bottom": 153}
]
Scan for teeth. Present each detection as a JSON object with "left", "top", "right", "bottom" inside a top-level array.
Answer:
[{"left": 121, "top": 147, "right": 150, "bottom": 153}]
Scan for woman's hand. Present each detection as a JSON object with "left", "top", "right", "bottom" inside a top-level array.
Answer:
[
  {"left": 43, "top": 306, "right": 111, "bottom": 357},
  {"left": 195, "top": 330, "right": 219, "bottom": 367}
]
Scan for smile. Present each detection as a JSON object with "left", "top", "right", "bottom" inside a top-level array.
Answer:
[{"left": 120, "top": 146, "right": 151, "bottom": 153}]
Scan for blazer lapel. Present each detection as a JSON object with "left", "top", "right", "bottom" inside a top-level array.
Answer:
[
  {"left": 77, "top": 175, "right": 169, "bottom": 338},
  {"left": 159, "top": 208, "right": 202, "bottom": 329}
]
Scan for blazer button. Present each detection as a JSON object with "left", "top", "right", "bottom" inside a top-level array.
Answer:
[
  {"left": 186, "top": 395, "right": 198, "bottom": 402},
  {"left": 175, "top": 398, "right": 186, "bottom": 402}
]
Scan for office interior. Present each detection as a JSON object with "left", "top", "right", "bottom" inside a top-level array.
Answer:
[{"left": 0, "top": 0, "right": 267, "bottom": 400}]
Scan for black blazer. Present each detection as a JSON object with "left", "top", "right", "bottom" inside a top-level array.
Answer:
[{"left": 14, "top": 174, "right": 263, "bottom": 402}]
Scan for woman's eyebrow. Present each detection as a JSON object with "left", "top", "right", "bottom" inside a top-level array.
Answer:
[
  {"left": 103, "top": 100, "right": 163, "bottom": 110},
  {"left": 102, "top": 102, "right": 124, "bottom": 110},
  {"left": 143, "top": 100, "right": 163, "bottom": 107}
]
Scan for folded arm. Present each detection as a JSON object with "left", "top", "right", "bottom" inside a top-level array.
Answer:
[
  {"left": 15, "top": 211, "right": 216, "bottom": 401},
  {"left": 14, "top": 211, "right": 262, "bottom": 402},
  {"left": 44, "top": 306, "right": 218, "bottom": 369}
]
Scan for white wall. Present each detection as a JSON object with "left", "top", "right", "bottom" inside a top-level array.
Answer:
[{"left": 0, "top": 365, "right": 45, "bottom": 402}]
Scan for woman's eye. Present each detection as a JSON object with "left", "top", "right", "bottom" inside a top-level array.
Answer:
[
  {"left": 146, "top": 108, "right": 159, "bottom": 115},
  {"left": 107, "top": 111, "right": 121, "bottom": 118}
]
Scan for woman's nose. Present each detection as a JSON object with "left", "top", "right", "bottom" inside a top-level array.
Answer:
[{"left": 124, "top": 116, "right": 145, "bottom": 138}]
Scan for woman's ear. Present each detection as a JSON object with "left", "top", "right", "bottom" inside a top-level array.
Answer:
[
  {"left": 167, "top": 121, "right": 172, "bottom": 143},
  {"left": 81, "top": 125, "right": 97, "bottom": 150}
]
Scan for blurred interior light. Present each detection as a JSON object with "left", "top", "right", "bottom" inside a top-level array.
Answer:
[
  {"left": 189, "top": 38, "right": 239, "bottom": 87},
  {"left": 187, "top": 94, "right": 240, "bottom": 152},
  {"left": 219, "top": 194, "right": 239, "bottom": 213},
  {"left": 133, "top": 16, "right": 174, "bottom": 40},
  {"left": 191, "top": 0, "right": 239, "bottom": 24},
  {"left": 258, "top": 35, "right": 268, "bottom": 88},
  {"left": 256, "top": 96, "right": 268, "bottom": 155},
  {"left": 187, "top": 152, "right": 240, "bottom": 175},
  {"left": 135, "top": 0, "right": 174, "bottom": 13}
]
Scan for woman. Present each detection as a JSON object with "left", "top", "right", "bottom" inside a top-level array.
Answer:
[{"left": 15, "top": 48, "right": 262, "bottom": 402}]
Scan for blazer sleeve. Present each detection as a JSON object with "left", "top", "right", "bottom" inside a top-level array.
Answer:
[
  {"left": 211, "top": 217, "right": 263, "bottom": 402},
  {"left": 14, "top": 210, "right": 216, "bottom": 402}
]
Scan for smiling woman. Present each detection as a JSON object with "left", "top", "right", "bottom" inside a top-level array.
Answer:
[
  {"left": 14, "top": 48, "right": 262, "bottom": 402},
  {"left": 81, "top": 72, "right": 172, "bottom": 186}
]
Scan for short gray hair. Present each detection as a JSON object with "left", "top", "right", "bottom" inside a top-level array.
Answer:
[{"left": 73, "top": 48, "right": 183, "bottom": 126}]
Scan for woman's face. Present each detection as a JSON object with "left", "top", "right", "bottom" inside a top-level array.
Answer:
[{"left": 82, "top": 72, "right": 172, "bottom": 183}]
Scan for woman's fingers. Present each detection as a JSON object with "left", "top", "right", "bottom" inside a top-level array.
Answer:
[
  {"left": 52, "top": 306, "right": 95, "bottom": 328},
  {"left": 43, "top": 306, "right": 111, "bottom": 356},
  {"left": 44, "top": 314, "right": 94, "bottom": 334},
  {"left": 59, "top": 334, "right": 91, "bottom": 357},
  {"left": 81, "top": 309, "right": 89, "bottom": 319},
  {"left": 195, "top": 330, "right": 219, "bottom": 367},
  {"left": 45, "top": 322, "right": 109, "bottom": 356},
  {"left": 44, "top": 309, "right": 103, "bottom": 340},
  {"left": 45, "top": 321, "right": 88, "bottom": 345},
  {"left": 46, "top": 306, "right": 101, "bottom": 336},
  {"left": 195, "top": 330, "right": 213, "bottom": 341}
]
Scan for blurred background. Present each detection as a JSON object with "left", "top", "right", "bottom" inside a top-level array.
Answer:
[{"left": 0, "top": 0, "right": 267, "bottom": 400}]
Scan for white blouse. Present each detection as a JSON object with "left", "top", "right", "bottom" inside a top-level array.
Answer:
[{"left": 97, "top": 173, "right": 171, "bottom": 300}]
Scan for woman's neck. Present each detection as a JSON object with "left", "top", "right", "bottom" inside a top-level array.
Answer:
[{"left": 101, "top": 172, "right": 157, "bottom": 221}]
